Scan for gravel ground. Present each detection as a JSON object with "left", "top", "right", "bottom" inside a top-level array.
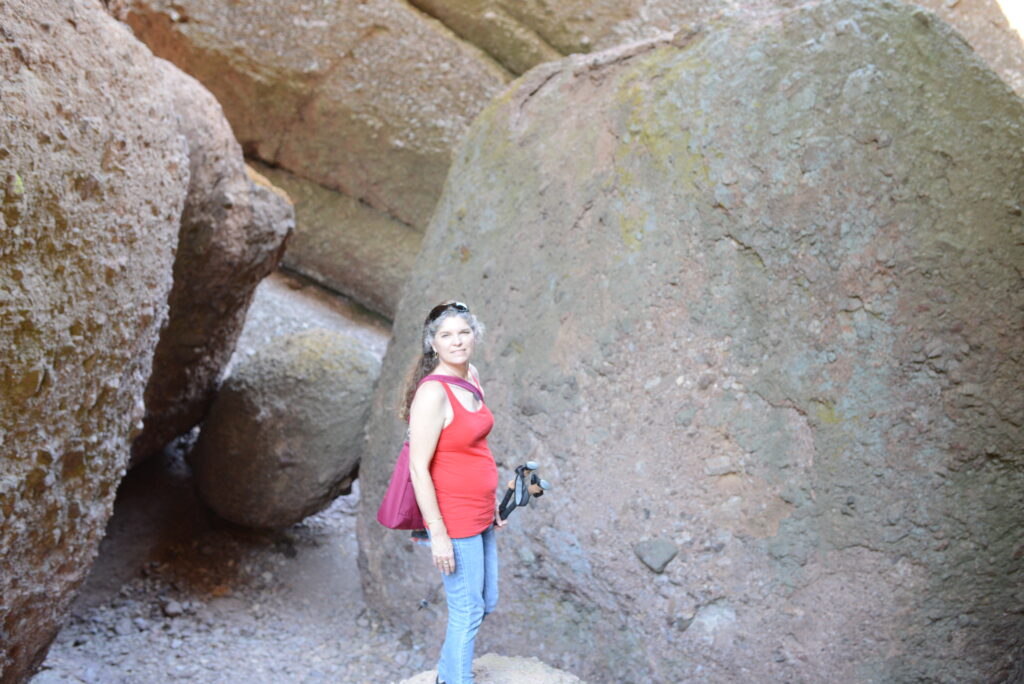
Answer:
[
  {"left": 34, "top": 454, "right": 432, "bottom": 684},
  {"left": 34, "top": 270, "right": 436, "bottom": 684}
]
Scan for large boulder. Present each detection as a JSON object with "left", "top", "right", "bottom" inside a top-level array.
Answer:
[
  {"left": 190, "top": 329, "right": 381, "bottom": 529},
  {"left": 120, "top": 0, "right": 511, "bottom": 230},
  {"left": 357, "top": 2, "right": 1024, "bottom": 682},
  {"left": 404, "top": 0, "right": 564, "bottom": 75},
  {"left": 116, "top": 0, "right": 1021, "bottom": 321},
  {"left": 253, "top": 162, "right": 420, "bottom": 320},
  {"left": 407, "top": 0, "right": 1024, "bottom": 95},
  {"left": 129, "top": 62, "right": 294, "bottom": 466},
  {"left": 0, "top": 1, "right": 189, "bottom": 680}
]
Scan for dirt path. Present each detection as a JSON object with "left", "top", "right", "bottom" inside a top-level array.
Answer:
[
  {"left": 34, "top": 452, "right": 432, "bottom": 684},
  {"left": 34, "top": 271, "right": 434, "bottom": 683}
]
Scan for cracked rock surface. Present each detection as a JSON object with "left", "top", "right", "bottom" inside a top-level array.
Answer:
[
  {"left": 358, "top": 2, "right": 1024, "bottom": 681},
  {"left": 120, "top": 0, "right": 511, "bottom": 231},
  {"left": 253, "top": 162, "right": 420, "bottom": 320},
  {"left": 408, "top": 0, "right": 1024, "bottom": 95}
]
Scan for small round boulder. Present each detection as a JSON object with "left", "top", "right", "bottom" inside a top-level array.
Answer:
[{"left": 190, "top": 328, "right": 380, "bottom": 528}]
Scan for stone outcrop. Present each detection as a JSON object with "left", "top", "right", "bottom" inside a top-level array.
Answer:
[
  {"left": 129, "top": 62, "right": 294, "bottom": 466},
  {"left": 116, "top": 0, "right": 1021, "bottom": 322},
  {"left": 0, "top": 1, "right": 189, "bottom": 681},
  {"left": 357, "top": 2, "right": 1024, "bottom": 682},
  {"left": 405, "top": 0, "right": 564, "bottom": 75},
  {"left": 253, "top": 162, "right": 419, "bottom": 320},
  {"left": 120, "top": 0, "right": 511, "bottom": 230},
  {"left": 400, "top": 653, "right": 582, "bottom": 684},
  {"left": 228, "top": 271, "right": 392, "bottom": 374},
  {"left": 190, "top": 329, "right": 381, "bottom": 529},
  {"left": 410, "top": 0, "right": 1024, "bottom": 95}
]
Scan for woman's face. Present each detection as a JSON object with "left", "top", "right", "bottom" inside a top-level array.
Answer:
[{"left": 432, "top": 314, "right": 475, "bottom": 367}]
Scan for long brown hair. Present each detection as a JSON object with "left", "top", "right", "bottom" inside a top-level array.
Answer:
[{"left": 400, "top": 301, "right": 485, "bottom": 420}]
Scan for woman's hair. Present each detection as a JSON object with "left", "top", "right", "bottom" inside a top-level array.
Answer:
[{"left": 400, "top": 300, "right": 485, "bottom": 420}]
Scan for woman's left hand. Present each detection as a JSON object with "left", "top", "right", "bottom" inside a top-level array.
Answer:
[{"left": 494, "top": 506, "right": 507, "bottom": 529}]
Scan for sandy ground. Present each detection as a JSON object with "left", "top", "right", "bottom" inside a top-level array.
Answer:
[
  {"left": 33, "top": 449, "right": 437, "bottom": 684},
  {"left": 399, "top": 653, "right": 583, "bottom": 684},
  {"left": 33, "top": 271, "right": 438, "bottom": 684}
]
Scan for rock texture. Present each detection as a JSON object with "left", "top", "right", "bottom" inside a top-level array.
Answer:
[
  {"left": 253, "top": 162, "right": 420, "bottom": 320},
  {"left": 190, "top": 329, "right": 381, "bottom": 529},
  {"left": 129, "top": 62, "right": 294, "bottom": 466},
  {"left": 116, "top": 0, "right": 1021, "bottom": 321},
  {"left": 409, "top": 0, "right": 1024, "bottom": 95},
  {"left": 228, "top": 271, "right": 392, "bottom": 374},
  {"left": 400, "top": 653, "right": 582, "bottom": 684},
  {"left": 121, "top": 0, "right": 511, "bottom": 230},
  {"left": 358, "top": 2, "right": 1024, "bottom": 682},
  {"left": 912, "top": 0, "right": 1024, "bottom": 96},
  {"left": 0, "top": 1, "right": 189, "bottom": 681},
  {"left": 405, "top": 0, "right": 564, "bottom": 75}
]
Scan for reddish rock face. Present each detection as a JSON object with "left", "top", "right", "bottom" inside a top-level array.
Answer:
[
  {"left": 0, "top": 1, "right": 189, "bottom": 680},
  {"left": 129, "top": 61, "right": 294, "bottom": 466},
  {"left": 357, "top": 2, "right": 1024, "bottom": 682}
]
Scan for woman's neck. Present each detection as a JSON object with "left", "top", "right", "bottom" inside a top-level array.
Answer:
[{"left": 432, "top": 360, "right": 470, "bottom": 379}]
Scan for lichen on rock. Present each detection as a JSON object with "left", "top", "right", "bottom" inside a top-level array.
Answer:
[{"left": 357, "top": 2, "right": 1024, "bottom": 681}]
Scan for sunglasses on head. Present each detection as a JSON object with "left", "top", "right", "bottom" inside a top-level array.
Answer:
[{"left": 426, "top": 301, "right": 469, "bottom": 323}]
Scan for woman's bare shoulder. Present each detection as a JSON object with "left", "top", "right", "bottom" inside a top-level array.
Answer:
[
  {"left": 410, "top": 380, "right": 449, "bottom": 425},
  {"left": 412, "top": 379, "right": 447, "bottom": 404}
]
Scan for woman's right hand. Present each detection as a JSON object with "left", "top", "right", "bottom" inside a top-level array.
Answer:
[{"left": 431, "top": 528, "right": 456, "bottom": 575}]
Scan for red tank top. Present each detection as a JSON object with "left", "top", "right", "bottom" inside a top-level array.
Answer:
[{"left": 429, "top": 380, "right": 498, "bottom": 538}]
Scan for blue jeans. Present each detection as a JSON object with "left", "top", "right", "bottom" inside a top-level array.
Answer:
[{"left": 429, "top": 524, "right": 499, "bottom": 684}]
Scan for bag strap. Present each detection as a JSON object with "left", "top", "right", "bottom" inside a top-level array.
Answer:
[{"left": 419, "top": 373, "right": 483, "bottom": 401}]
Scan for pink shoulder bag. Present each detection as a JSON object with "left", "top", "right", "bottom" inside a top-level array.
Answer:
[{"left": 376, "top": 374, "right": 483, "bottom": 530}]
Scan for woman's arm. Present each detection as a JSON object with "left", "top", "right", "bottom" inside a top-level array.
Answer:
[{"left": 407, "top": 382, "right": 456, "bottom": 574}]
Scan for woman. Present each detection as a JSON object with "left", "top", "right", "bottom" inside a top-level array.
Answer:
[{"left": 405, "top": 300, "right": 504, "bottom": 684}]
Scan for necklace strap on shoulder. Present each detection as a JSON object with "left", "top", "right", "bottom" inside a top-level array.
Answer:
[{"left": 419, "top": 374, "right": 483, "bottom": 401}]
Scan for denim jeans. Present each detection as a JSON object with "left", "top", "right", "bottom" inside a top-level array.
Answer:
[{"left": 428, "top": 524, "right": 499, "bottom": 684}]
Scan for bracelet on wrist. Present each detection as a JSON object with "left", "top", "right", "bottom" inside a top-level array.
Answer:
[{"left": 425, "top": 517, "right": 444, "bottom": 527}]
